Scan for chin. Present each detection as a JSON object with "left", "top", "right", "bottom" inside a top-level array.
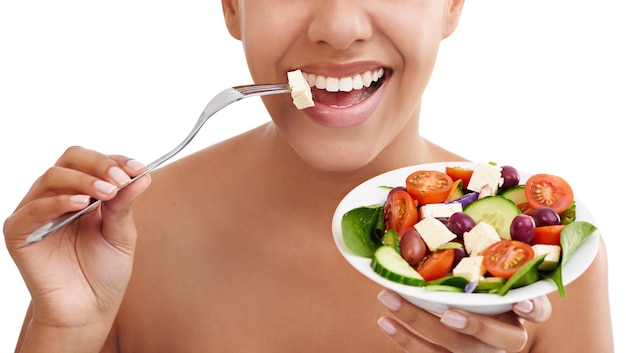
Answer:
[{"left": 292, "top": 140, "right": 382, "bottom": 173}]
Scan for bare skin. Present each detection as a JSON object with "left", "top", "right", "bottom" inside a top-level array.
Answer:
[
  {"left": 10, "top": 124, "right": 612, "bottom": 352},
  {"left": 5, "top": 0, "right": 614, "bottom": 352}
]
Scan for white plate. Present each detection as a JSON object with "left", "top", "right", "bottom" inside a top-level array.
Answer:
[{"left": 331, "top": 161, "right": 600, "bottom": 315}]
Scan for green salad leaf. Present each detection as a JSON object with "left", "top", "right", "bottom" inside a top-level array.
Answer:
[
  {"left": 498, "top": 255, "right": 546, "bottom": 296},
  {"left": 341, "top": 205, "right": 384, "bottom": 257},
  {"left": 541, "top": 220, "right": 597, "bottom": 298}
]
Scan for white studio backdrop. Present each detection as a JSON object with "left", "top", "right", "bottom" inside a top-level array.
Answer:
[{"left": 1, "top": 1, "right": 624, "bottom": 351}]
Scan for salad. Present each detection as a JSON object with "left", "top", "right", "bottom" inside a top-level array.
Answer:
[{"left": 341, "top": 162, "right": 597, "bottom": 297}]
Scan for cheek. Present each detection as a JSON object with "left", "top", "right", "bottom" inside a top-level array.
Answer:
[{"left": 240, "top": 14, "right": 294, "bottom": 83}]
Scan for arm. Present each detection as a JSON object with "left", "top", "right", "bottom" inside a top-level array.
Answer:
[{"left": 529, "top": 237, "right": 613, "bottom": 352}]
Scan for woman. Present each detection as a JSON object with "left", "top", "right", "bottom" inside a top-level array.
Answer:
[{"left": 4, "top": 1, "right": 613, "bottom": 352}]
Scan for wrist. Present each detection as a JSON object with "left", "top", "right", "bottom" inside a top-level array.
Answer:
[{"left": 18, "top": 319, "right": 113, "bottom": 353}]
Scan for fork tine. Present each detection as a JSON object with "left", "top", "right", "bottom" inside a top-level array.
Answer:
[{"left": 234, "top": 83, "right": 291, "bottom": 96}]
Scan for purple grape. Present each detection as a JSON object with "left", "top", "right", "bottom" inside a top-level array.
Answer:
[
  {"left": 510, "top": 214, "right": 536, "bottom": 244},
  {"left": 399, "top": 228, "right": 427, "bottom": 267},
  {"left": 532, "top": 207, "right": 561, "bottom": 227},
  {"left": 500, "top": 165, "right": 520, "bottom": 191},
  {"left": 447, "top": 212, "right": 476, "bottom": 238},
  {"left": 452, "top": 240, "right": 468, "bottom": 267}
]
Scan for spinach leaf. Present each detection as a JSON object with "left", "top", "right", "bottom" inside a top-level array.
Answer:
[
  {"left": 541, "top": 221, "right": 597, "bottom": 298},
  {"left": 561, "top": 221, "right": 597, "bottom": 264},
  {"left": 341, "top": 205, "right": 384, "bottom": 257},
  {"left": 498, "top": 255, "right": 546, "bottom": 296}
]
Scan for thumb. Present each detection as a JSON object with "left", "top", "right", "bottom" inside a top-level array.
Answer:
[{"left": 99, "top": 175, "right": 151, "bottom": 253}]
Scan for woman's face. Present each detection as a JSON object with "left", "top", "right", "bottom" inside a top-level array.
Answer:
[{"left": 223, "top": 0, "right": 463, "bottom": 172}]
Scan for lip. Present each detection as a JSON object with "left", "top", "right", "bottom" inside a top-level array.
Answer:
[{"left": 294, "top": 62, "right": 390, "bottom": 128}]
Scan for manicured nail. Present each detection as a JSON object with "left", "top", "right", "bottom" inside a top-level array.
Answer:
[
  {"left": 109, "top": 166, "right": 130, "bottom": 185},
  {"left": 377, "top": 290, "right": 402, "bottom": 311},
  {"left": 94, "top": 180, "right": 117, "bottom": 194},
  {"left": 515, "top": 300, "right": 534, "bottom": 314},
  {"left": 126, "top": 159, "right": 146, "bottom": 172},
  {"left": 377, "top": 317, "right": 397, "bottom": 335},
  {"left": 441, "top": 310, "right": 468, "bottom": 330},
  {"left": 69, "top": 195, "right": 90, "bottom": 205}
]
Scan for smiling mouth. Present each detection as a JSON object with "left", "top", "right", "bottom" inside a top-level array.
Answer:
[{"left": 301, "top": 69, "right": 386, "bottom": 108}]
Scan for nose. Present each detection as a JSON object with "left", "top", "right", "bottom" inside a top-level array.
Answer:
[{"left": 307, "top": 1, "right": 373, "bottom": 51}]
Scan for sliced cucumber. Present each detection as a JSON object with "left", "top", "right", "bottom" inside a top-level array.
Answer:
[
  {"left": 463, "top": 196, "right": 520, "bottom": 240},
  {"left": 381, "top": 229, "right": 401, "bottom": 254},
  {"left": 370, "top": 246, "right": 425, "bottom": 286},
  {"left": 499, "top": 185, "right": 527, "bottom": 206},
  {"left": 474, "top": 277, "right": 506, "bottom": 293}
]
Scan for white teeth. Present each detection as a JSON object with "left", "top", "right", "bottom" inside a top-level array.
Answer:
[
  {"left": 326, "top": 77, "right": 339, "bottom": 92},
  {"left": 362, "top": 71, "right": 372, "bottom": 87},
  {"left": 301, "top": 69, "right": 384, "bottom": 93},
  {"left": 352, "top": 74, "right": 364, "bottom": 90},
  {"left": 338, "top": 77, "right": 352, "bottom": 92}
]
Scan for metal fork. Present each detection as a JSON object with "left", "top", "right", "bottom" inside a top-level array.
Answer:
[{"left": 26, "top": 83, "right": 291, "bottom": 245}]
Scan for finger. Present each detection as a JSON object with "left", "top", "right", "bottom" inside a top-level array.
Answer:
[
  {"left": 440, "top": 309, "right": 528, "bottom": 352},
  {"left": 55, "top": 147, "right": 140, "bottom": 187},
  {"left": 4, "top": 194, "right": 91, "bottom": 248},
  {"left": 108, "top": 155, "right": 147, "bottom": 177},
  {"left": 29, "top": 166, "right": 120, "bottom": 201},
  {"left": 377, "top": 316, "right": 448, "bottom": 353},
  {"left": 21, "top": 157, "right": 146, "bottom": 208},
  {"left": 512, "top": 296, "right": 552, "bottom": 323},
  {"left": 378, "top": 290, "right": 505, "bottom": 353}
]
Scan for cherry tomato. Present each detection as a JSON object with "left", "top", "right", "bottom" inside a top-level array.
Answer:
[
  {"left": 533, "top": 224, "right": 566, "bottom": 246},
  {"left": 406, "top": 170, "right": 454, "bottom": 205},
  {"left": 517, "top": 202, "right": 535, "bottom": 215},
  {"left": 416, "top": 248, "right": 454, "bottom": 281},
  {"left": 524, "top": 174, "right": 574, "bottom": 214},
  {"left": 445, "top": 166, "right": 473, "bottom": 189},
  {"left": 483, "top": 240, "right": 534, "bottom": 279},
  {"left": 383, "top": 188, "right": 418, "bottom": 236}
]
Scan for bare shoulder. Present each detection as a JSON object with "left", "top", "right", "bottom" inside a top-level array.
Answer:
[{"left": 527, "top": 237, "right": 613, "bottom": 352}]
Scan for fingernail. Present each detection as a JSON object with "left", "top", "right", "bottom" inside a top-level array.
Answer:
[
  {"left": 126, "top": 159, "right": 146, "bottom": 172},
  {"left": 441, "top": 310, "right": 468, "bottom": 329},
  {"left": 109, "top": 166, "right": 130, "bottom": 185},
  {"left": 377, "top": 290, "right": 402, "bottom": 311},
  {"left": 69, "top": 195, "right": 90, "bottom": 205},
  {"left": 377, "top": 317, "right": 397, "bottom": 335},
  {"left": 94, "top": 180, "right": 117, "bottom": 194},
  {"left": 515, "top": 300, "right": 533, "bottom": 314}
]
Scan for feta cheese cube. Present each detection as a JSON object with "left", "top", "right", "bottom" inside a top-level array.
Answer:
[
  {"left": 419, "top": 202, "right": 463, "bottom": 219},
  {"left": 463, "top": 222, "right": 501, "bottom": 256},
  {"left": 414, "top": 217, "right": 457, "bottom": 251},
  {"left": 287, "top": 70, "right": 314, "bottom": 109},
  {"left": 467, "top": 163, "right": 503, "bottom": 195},
  {"left": 532, "top": 244, "right": 561, "bottom": 271},
  {"left": 453, "top": 256, "right": 486, "bottom": 283}
]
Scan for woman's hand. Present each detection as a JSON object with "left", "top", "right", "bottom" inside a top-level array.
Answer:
[
  {"left": 3, "top": 146, "right": 151, "bottom": 345},
  {"left": 376, "top": 290, "right": 551, "bottom": 353}
]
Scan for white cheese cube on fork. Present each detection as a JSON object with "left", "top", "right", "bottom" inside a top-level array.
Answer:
[{"left": 287, "top": 70, "right": 315, "bottom": 109}]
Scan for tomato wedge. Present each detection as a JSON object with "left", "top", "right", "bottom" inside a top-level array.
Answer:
[
  {"left": 445, "top": 166, "right": 473, "bottom": 190},
  {"left": 416, "top": 248, "right": 454, "bottom": 281},
  {"left": 533, "top": 224, "right": 566, "bottom": 246},
  {"left": 524, "top": 174, "right": 574, "bottom": 214},
  {"left": 517, "top": 202, "right": 535, "bottom": 215},
  {"left": 406, "top": 170, "right": 454, "bottom": 205},
  {"left": 383, "top": 188, "right": 418, "bottom": 236},
  {"left": 483, "top": 240, "right": 534, "bottom": 279}
]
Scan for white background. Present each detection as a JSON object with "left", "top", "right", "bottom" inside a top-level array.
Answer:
[{"left": 1, "top": 0, "right": 624, "bottom": 351}]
